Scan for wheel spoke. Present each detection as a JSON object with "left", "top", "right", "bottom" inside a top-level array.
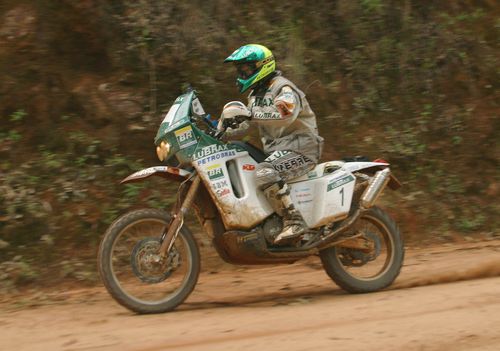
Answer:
[
  {"left": 109, "top": 218, "right": 191, "bottom": 304},
  {"left": 337, "top": 214, "right": 394, "bottom": 281},
  {"left": 320, "top": 207, "right": 403, "bottom": 293}
]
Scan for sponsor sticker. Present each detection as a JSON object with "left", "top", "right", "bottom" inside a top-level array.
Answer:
[
  {"left": 194, "top": 144, "right": 233, "bottom": 160},
  {"left": 237, "top": 233, "right": 258, "bottom": 243},
  {"left": 191, "top": 97, "right": 205, "bottom": 116},
  {"left": 327, "top": 175, "right": 355, "bottom": 192},
  {"left": 274, "top": 155, "right": 309, "bottom": 172},
  {"left": 206, "top": 163, "right": 221, "bottom": 170},
  {"left": 294, "top": 186, "right": 313, "bottom": 206},
  {"left": 211, "top": 179, "right": 228, "bottom": 190},
  {"left": 132, "top": 166, "right": 167, "bottom": 177},
  {"left": 208, "top": 168, "right": 224, "bottom": 181},
  {"left": 298, "top": 199, "right": 313, "bottom": 205},
  {"left": 242, "top": 164, "right": 255, "bottom": 171},
  {"left": 216, "top": 188, "right": 230, "bottom": 197},
  {"left": 296, "top": 193, "right": 312, "bottom": 198},
  {"left": 265, "top": 150, "right": 290, "bottom": 162},
  {"left": 307, "top": 171, "right": 318, "bottom": 179},
  {"left": 253, "top": 111, "right": 282, "bottom": 120},
  {"left": 174, "top": 125, "right": 196, "bottom": 149},
  {"left": 252, "top": 97, "right": 274, "bottom": 108},
  {"left": 196, "top": 150, "right": 237, "bottom": 166}
]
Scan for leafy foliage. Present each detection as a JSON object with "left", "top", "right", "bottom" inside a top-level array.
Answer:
[{"left": 0, "top": 1, "right": 498, "bottom": 286}]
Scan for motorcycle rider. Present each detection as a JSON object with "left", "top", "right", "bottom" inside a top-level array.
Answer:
[{"left": 222, "top": 44, "right": 323, "bottom": 243}]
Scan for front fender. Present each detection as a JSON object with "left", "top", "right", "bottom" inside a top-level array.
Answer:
[{"left": 120, "top": 166, "right": 192, "bottom": 184}]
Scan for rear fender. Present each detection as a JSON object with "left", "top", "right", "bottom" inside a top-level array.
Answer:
[
  {"left": 342, "top": 161, "right": 389, "bottom": 173},
  {"left": 343, "top": 162, "right": 401, "bottom": 190},
  {"left": 120, "top": 166, "right": 192, "bottom": 184}
]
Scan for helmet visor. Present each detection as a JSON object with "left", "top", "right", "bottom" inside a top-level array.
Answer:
[{"left": 235, "top": 62, "right": 257, "bottom": 80}]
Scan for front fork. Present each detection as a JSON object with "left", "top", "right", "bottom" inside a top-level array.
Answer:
[{"left": 158, "top": 175, "right": 201, "bottom": 258}]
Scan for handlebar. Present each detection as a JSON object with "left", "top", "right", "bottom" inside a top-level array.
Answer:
[
  {"left": 190, "top": 113, "right": 226, "bottom": 140},
  {"left": 192, "top": 111, "right": 250, "bottom": 141},
  {"left": 222, "top": 115, "right": 250, "bottom": 129}
]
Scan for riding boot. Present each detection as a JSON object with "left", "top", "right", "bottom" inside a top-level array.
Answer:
[{"left": 264, "top": 181, "right": 308, "bottom": 243}]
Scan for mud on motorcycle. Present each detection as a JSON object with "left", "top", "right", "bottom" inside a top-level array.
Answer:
[{"left": 98, "top": 88, "right": 404, "bottom": 314}]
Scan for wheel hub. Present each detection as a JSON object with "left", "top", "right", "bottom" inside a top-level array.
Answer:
[
  {"left": 339, "top": 231, "right": 381, "bottom": 266},
  {"left": 131, "top": 238, "right": 180, "bottom": 283}
]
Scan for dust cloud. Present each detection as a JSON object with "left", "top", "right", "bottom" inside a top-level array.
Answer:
[{"left": 395, "top": 257, "right": 500, "bottom": 289}]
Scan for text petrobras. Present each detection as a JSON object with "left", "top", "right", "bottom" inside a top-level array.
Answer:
[
  {"left": 196, "top": 150, "right": 237, "bottom": 165},
  {"left": 195, "top": 145, "right": 238, "bottom": 165}
]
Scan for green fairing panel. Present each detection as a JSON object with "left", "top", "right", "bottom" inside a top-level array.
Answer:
[
  {"left": 192, "top": 132, "right": 224, "bottom": 158},
  {"left": 173, "top": 124, "right": 203, "bottom": 164},
  {"left": 154, "top": 91, "right": 195, "bottom": 145},
  {"left": 153, "top": 90, "right": 246, "bottom": 165},
  {"left": 154, "top": 91, "right": 199, "bottom": 164},
  {"left": 190, "top": 132, "right": 246, "bottom": 166},
  {"left": 228, "top": 141, "right": 268, "bottom": 163}
]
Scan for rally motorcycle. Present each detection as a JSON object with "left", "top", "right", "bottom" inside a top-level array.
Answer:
[{"left": 98, "top": 88, "right": 404, "bottom": 314}]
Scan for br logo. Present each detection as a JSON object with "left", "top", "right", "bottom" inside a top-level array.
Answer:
[
  {"left": 178, "top": 130, "right": 193, "bottom": 142},
  {"left": 175, "top": 126, "right": 196, "bottom": 148},
  {"left": 208, "top": 168, "right": 224, "bottom": 180}
]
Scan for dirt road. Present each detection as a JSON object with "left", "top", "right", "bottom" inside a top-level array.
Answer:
[{"left": 2, "top": 240, "right": 500, "bottom": 351}]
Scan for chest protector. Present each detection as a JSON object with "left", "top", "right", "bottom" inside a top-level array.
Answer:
[{"left": 248, "top": 75, "right": 324, "bottom": 163}]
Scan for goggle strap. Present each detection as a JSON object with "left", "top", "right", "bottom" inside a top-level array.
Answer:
[{"left": 256, "top": 56, "right": 274, "bottom": 68}]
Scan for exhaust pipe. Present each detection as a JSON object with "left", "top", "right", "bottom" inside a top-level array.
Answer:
[{"left": 360, "top": 168, "right": 391, "bottom": 209}]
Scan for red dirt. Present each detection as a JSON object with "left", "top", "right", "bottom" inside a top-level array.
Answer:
[{"left": 2, "top": 240, "right": 500, "bottom": 351}]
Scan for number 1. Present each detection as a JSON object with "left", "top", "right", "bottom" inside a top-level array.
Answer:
[{"left": 340, "top": 187, "right": 344, "bottom": 206}]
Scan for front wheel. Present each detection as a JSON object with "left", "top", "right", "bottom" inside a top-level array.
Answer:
[
  {"left": 98, "top": 209, "right": 200, "bottom": 314},
  {"left": 320, "top": 206, "right": 404, "bottom": 293}
]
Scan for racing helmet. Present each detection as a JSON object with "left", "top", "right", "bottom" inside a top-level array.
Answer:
[{"left": 224, "top": 44, "right": 276, "bottom": 93}]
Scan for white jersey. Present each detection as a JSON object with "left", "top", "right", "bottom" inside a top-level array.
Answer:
[{"left": 227, "top": 73, "right": 324, "bottom": 163}]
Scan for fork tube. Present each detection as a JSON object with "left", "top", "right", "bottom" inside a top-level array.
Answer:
[{"left": 159, "top": 175, "right": 201, "bottom": 258}]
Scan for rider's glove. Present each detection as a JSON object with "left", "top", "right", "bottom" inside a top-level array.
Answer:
[
  {"left": 218, "top": 101, "right": 251, "bottom": 132},
  {"left": 222, "top": 115, "right": 250, "bottom": 129}
]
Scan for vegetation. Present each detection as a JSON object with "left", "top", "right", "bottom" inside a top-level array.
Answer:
[{"left": 0, "top": 1, "right": 498, "bottom": 288}]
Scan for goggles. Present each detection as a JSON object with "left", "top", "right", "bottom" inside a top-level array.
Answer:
[{"left": 235, "top": 62, "right": 257, "bottom": 79}]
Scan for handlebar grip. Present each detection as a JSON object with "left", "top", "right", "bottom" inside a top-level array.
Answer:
[{"left": 222, "top": 115, "right": 249, "bottom": 129}]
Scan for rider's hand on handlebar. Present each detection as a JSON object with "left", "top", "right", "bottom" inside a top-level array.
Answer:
[
  {"left": 218, "top": 101, "right": 251, "bottom": 132},
  {"left": 222, "top": 115, "right": 250, "bottom": 130}
]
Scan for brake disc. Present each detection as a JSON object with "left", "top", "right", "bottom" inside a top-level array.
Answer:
[{"left": 130, "top": 237, "right": 180, "bottom": 283}]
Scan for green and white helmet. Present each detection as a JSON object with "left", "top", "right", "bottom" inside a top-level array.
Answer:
[{"left": 224, "top": 44, "right": 276, "bottom": 93}]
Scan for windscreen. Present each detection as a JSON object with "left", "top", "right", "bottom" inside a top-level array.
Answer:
[{"left": 160, "top": 91, "right": 195, "bottom": 131}]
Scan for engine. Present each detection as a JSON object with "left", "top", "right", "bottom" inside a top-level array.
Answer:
[{"left": 261, "top": 214, "right": 283, "bottom": 244}]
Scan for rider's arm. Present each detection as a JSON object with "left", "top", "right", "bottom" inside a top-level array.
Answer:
[
  {"left": 250, "top": 86, "right": 301, "bottom": 122},
  {"left": 274, "top": 86, "right": 300, "bottom": 120}
]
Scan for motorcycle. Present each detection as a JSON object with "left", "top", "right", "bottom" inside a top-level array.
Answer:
[{"left": 98, "top": 88, "right": 404, "bottom": 314}]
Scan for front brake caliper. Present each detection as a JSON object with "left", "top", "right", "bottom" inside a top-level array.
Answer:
[{"left": 131, "top": 238, "right": 174, "bottom": 283}]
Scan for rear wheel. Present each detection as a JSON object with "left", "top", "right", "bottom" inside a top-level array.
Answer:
[
  {"left": 320, "top": 206, "right": 404, "bottom": 293},
  {"left": 98, "top": 209, "right": 200, "bottom": 314}
]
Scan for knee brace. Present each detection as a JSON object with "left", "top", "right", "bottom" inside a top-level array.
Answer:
[{"left": 255, "top": 162, "right": 281, "bottom": 190}]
